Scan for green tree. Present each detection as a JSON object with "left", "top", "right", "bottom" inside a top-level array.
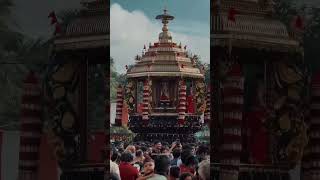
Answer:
[
  {"left": 0, "top": 0, "right": 50, "bottom": 130},
  {"left": 110, "top": 57, "right": 118, "bottom": 101},
  {"left": 189, "top": 53, "right": 210, "bottom": 84},
  {"left": 274, "top": 0, "right": 320, "bottom": 74}
]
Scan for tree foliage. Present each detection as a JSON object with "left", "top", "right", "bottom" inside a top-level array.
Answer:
[
  {"left": 0, "top": 0, "right": 51, "bottom": 130},
  {"left": 274, "top": 0, "right": 320, "bottom": 74}
]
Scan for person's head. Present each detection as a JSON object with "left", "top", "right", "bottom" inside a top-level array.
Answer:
[
  {"left": 154, "top": 140, "right": 162, "bottom": 150},
  {"left": 197, "top": 145, "right": 208, "bottom": 155},
  {"left": 162, "top": 147, "right": 170, "bottom": 154},
  {"left": 183, "top": 144, "right": 191, "bottom": 150},
  {"left": 189, "top": 144, "right": 196, "bottom": 155},
  {"left": 198, "top": 160, "right": 210, "bottom": 180},
  {"left": 181, "top": 149, "right": 192, "bottom": 165},
  {"left": 143, "top": 158, "right": 155, "bottom": 174},
  {"left": 125, "top": 145, "right": 136, "bottom": 154},
  {"left": 154, "top": 155, "right": 171, "bottom": 176},
  {"left": 120, "top": 152, "right": 133, "bottom": 163},
  {"left": 118, "top": 147, "right": 124, "bottom": 154},
  {"left": 185, "top": 155, "right": 198, "bottom": 169},
  {"left": 172, "top": 149, "right": 181, "bottom": 159},
  {"left": 136, "top": 150, "right": 143, "bottom": 158},
  {"left": 175, "top": 141, "right": 182, "bottom": 150},
  {"left": 179, "top": 172, "right": 193, "bottom": 180},
  {"left": 140, "top": 146, "right": 147, "bottom": 152},
  {"left": 169, "top": 166, "right": 180, "bottom": 178}
]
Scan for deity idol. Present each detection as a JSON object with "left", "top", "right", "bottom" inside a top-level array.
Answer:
[{"left": 160, "top": 82, "right": 169, "bottom": 101}]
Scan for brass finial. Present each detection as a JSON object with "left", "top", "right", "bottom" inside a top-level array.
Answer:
[{"left": 156, "top": 7, "right": 174, "bottom": 32}]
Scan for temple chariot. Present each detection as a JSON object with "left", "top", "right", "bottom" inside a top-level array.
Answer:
[{"left": 114, "top": 8, "right": 210, "bottom": 144}]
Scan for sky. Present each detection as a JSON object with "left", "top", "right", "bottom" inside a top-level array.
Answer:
[
  {"left": 6, "top": 0, "right": 319, "bottom": 74},
  {"left": 110, "top": 0, "right": 210, "bottom": 73}
]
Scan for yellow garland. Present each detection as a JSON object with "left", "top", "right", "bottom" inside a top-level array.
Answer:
[
  {"left": 195, "top": 81, "right": 206, "bottom": 114},
  {"left": 125, "top": 81, "right": 135, "bottom": 113}
]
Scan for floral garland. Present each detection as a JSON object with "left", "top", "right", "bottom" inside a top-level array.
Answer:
[
  {"left": 265, "top": 60, "right": 308, "bottom": 165},
  {"left": 111, "top": 134, "right": 134, "bottom": 143},
  {"left": 148, "top": 80, "right": 152, "bottom": 111},
  {"left": 45, "top": 61, "right": 80, "bottom": 166},
  {"left": 195, "top": 80, "right": 206, "bottom": 115},
  {"left": 125, "top": 80, "right": 136, "bottom": 114}
]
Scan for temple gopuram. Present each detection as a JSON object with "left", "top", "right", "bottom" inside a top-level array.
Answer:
[
  {"left": 114, "top": 8, "right": 210, "bottom": 144},
  {"left": 212, "top": 0, "right": 310, "bottom": 180}
]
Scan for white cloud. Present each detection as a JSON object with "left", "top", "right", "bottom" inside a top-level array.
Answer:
[{"left": 111, "top": 3, "right": 210, "bottom": 74}]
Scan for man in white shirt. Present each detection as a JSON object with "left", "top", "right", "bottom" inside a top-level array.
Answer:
[{"left": 110, "top": 150, "right": 121, "bottom": 180}]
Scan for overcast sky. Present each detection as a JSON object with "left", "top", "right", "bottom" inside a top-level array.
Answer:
[
  {"left": 110, "top": 0, "right": 210, "bottom": 73},
  {"left": 7, "top": 0, "right": 320, "bottom": 74}
]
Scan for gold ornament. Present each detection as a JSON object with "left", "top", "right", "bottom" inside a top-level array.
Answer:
[
  {"left": 274, "top": 97, "right": 286, "bottom": 110},
  {"left": 288, "top": 86, "right": 300, "bottom": 101},
  {"left": 52, "top": 63, "right": 76, "bottom": 83},
  {"left": 61, "top": 112, "right": 75, "bottom": 130},
  {"left": 279, "top": 113, "right": 291, "bottom": 131},
  {"left": 278, "top": 63, "right": 302, "bottom": 84},
  {"left": 53, "top": 86, "right": 66, "bottom": 99},
  {"left": 286, "top": 123, "right": 308, "bottom": 164}
]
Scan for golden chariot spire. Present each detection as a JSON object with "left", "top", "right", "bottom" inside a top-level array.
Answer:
[{"left": 156, "top": 7, "right": 174, "bottom": 43}]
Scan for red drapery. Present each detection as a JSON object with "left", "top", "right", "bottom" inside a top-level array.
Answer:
[
  {"left": 247, "top": 110, "right": 269, "bottom": 164},
  {"left": 186, "top": 95, "right": 195, "bottom": 113}
]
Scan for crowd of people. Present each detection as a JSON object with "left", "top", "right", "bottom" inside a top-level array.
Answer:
[{"left": 109, "top": 140, "right": 210, "bottom": 180}]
